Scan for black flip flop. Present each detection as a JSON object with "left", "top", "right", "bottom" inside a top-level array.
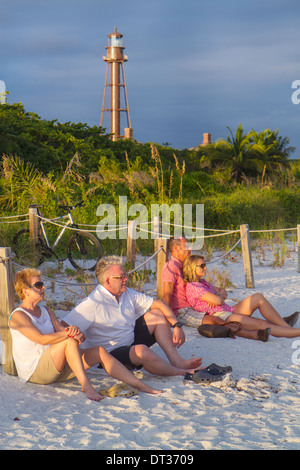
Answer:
[
  {"left": 184, "top": 369, "right": 223, "bottom": 384},
  {"left": 204, "top": 363, "right": 232, "bottom": 376}
]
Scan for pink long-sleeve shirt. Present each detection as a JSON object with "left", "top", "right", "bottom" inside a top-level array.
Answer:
[{"left": 186, "top": 280, "right": 235, "bottom": 315}]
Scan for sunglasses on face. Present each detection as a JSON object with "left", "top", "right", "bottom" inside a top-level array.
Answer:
[
  {"left": 27, "top": 281, "right": 45, "bottom": 290},
  {"left": 196, "top": 263, "right": 206, "bottom": 269}
]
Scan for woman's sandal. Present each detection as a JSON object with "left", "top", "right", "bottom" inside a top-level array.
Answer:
[
  {"left": 257, "top": 327, "right": 271, "bottom": 342},
  {"left": 204, "top": 363, "right": 232, "bottom": 376},
  {"left": 184, "top": 369, "right": 224, "bottom": 384},
  {"left": 99, "top": 383, "right": 138, "bottom": 398}
]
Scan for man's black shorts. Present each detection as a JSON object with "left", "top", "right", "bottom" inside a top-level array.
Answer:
[{"left": 101, "top": 314, "right": 156, "bottom": 370}]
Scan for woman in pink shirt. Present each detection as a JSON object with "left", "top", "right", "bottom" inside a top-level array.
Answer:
[{"left": 183, "top": 255, "right": 300, "bottom": 341}]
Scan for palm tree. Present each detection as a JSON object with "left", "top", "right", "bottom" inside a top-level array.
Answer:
[
  {"left": 207, "top": 124, "right": 263, "bottom": 182},
  {"left": 201, "top": 124, "right": 295, "bottom": 182},
  {"left": 251, "top": 128, "right": 294, "bottom": 176}
]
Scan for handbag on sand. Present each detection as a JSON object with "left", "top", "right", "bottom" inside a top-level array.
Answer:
[{"left": 197, "top": 321, "right": 242, "bottom": 338}]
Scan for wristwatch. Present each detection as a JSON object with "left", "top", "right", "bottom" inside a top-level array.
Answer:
[{"left": 172, "top": 321, "right": 183, "bottom": 329}]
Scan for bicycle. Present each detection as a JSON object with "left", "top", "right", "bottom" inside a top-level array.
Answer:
[{"left": 12, "top": 201, "right": 102, "bottom": 271}]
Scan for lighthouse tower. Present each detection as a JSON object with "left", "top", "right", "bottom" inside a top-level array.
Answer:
[{"left": 100, "top": 27, "right": 133, "bottom": 141}]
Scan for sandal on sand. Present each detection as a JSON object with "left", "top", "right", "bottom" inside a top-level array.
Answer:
[
  {"left": 184, "top": 369, "right": 223, "bottom": 384},
  {"left": 204, "top": 363, "right": 232, "bottom": 376},
  {"left": 99, "top": 383, "right": 138, "bottom": 398},
  {"left": 257, "top": 327, "right": 271, "bottom": 342},
  {"left": 283, "top": 311, "right": 299, "bottom": 327}
]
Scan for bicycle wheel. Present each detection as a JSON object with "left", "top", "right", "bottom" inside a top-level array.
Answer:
[
  {"left": 67, "top": 231, "right": 102, "bottom": 271},
  {"left": 12, "top": 229, "right": 45, "bottom": 266}
]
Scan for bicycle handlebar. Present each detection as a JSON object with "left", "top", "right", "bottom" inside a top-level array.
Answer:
[{"left": 58, "top": 201, "right": 84, "bottom": 213}]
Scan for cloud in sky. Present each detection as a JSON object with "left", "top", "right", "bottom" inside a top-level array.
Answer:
[{"left": 1, "top": 0, "right": 300, "bottom": 152}]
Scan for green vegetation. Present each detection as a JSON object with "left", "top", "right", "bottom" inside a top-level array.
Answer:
[{"left": 0, "top": 100, "right": 299, "bottom": 255}]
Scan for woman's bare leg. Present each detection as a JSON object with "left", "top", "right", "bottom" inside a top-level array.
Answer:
[
  {"left": 50, "top": 339, "right": 103, "bottom": 401},
  {"left": 202, "top": 311, "right": 300, "bottom": 340},
  {"left": 227, "top": 313, "right": 300, "bottom": 338},
  {"left": 234, "top": 293, "right": 289, "bottom": 326}
]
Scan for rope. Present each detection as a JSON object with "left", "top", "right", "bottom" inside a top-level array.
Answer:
[
  {"left": 0, "top": 213, "right": 29, "bottom": 219},
  {"left": 0, "top": 213, "right": 30, "bottom": 224},
  {"left": 75, "top": 223, "right": 128, "bottom": 229},
  {"left": 0, "top": 219, "right": 29, "bottom": 224},
  {"left": 38, "top": 215, "right": 240, "bottom": 239},
  {"left": 160, "top": 221, "right": 235, "bottom": 232},
  {"left": 36, "top": 215, "right": 97, "bottom": 233},
  {"left": 1, "top": 211, "right": 297, "bottom": 237},
  {"left": 249, "top": 227, "right": 297, "bottom": 233},
  {"left": 128, "top": 247, "right": 163, "bottom": 275},
  {"left": 36, "top": 214, "right": 128, "bottom": 233},
  {"left": 206, "top": 230, "right": 248, "bottom": 265},
  {"left": 11, "top": 258, "right": 98, "bottom": 286},
  {"left": 186, "top": 230, "right": 239, "bottom": 239},
  {"left": 11, "top": 247, "right": 164, "bottom": 288},
  {"left": 137, "top": 226, "right": 239, "bottom": 239}
]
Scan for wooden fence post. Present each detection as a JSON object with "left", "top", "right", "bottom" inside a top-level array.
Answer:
[
  {"left": 127, "top": 220, "right": 137, "bottom": 271},
  {"left": 29, "top": 205, "right": 40, "bottom": 254},
  {"left": 0, "top": 247, "right": 17, "bottom": 375},
  {"left": 240, "top": 224, "right": 255, "bottom": 288},
  {"left": 153, "top": 216, "right": 160, "bottom": 239},
  {"left": 297, "top": 224, "right": 300, "bottom": 273},
  {"left": 154, "top": 238, "right": 168, "bottom": 299}
]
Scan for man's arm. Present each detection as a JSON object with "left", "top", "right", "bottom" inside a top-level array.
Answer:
[
  {"left": 151, "top": 298, "right": 177, "bottom": 325},
  {"left": 162, "top": 281, "right": 174, "bottom": 307},
  {"left": 150, "top": 298, "right": 185, "bottom": 348}
]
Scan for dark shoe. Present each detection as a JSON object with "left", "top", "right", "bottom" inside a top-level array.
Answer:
[
  {"left": 257, "top": 327, "right": 271, "bottom": 342},
  {"left": 283, "top": 312, "right": 299, "bottom": 327},
  {"left": 184, "top": 369, "right": 223, "bottom": 384},
  {"left": 204, "top": 363, "right": 232, "bottom": 376}
]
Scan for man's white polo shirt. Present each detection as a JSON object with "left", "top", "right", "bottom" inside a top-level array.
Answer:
[{"left": 63, "top": 284, "right": 153, "bottom": 352}]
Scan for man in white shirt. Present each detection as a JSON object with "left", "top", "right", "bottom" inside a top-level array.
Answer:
[{"left": 63, "top": 256, "right": 203, "bottom": 377}]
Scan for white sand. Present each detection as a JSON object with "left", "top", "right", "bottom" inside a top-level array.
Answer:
[{"left": 0, "top": 243, "right": 299, "bottom": 450}]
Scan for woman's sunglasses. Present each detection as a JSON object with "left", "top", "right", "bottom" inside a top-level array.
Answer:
[
  {"left": 196, "top": 263, "right": 206, "bottom": 269},
  {"left": 27, "top": 281, "right": 45, "bottom": 290}
]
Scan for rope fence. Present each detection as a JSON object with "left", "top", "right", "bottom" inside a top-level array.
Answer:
[
  {"left": 10, "top": 247, "right": 164, "bottom": 288},
  {"left": 0, "top": 209, "right": 299, "bottom": 288},
  {"left": 0, "top": 213, "right": 30, "bottom": 225},
  {"left": 0, "top": 209, "right": 299, "bottom": 289},
  {"left": 1, "top": 208, "right": 299, "bottom": 376},
  {"left": 0, "top": 211, "right": 297, "bottom": 236}
]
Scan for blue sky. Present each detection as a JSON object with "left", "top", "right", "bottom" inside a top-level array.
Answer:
[{"left": 1, "top": 0, "right": 300, "bottom": 154}]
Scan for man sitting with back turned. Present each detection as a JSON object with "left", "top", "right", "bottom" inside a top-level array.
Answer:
[
  {"left": 62, "top": 256, "right": 203, "bottom": 378},
  {"left": 161, "top": 237, "right": 206, "bottom": 328}
]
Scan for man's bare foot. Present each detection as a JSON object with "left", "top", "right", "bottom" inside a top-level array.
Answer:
[
  {"left": 188, "top": 357, "right": 203, "bottom": 370},
  {"left": 171, "top": 357, "right": 203, "bottom": 371}
]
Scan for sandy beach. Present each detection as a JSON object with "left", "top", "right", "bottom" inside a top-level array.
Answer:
[{"left": 0, "top": 242, "right": 299, "bottom": 451}]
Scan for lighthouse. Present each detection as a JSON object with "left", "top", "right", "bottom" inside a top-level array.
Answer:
[{"left": 100, "top": 27, "right": 133, "bottom": 141}]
